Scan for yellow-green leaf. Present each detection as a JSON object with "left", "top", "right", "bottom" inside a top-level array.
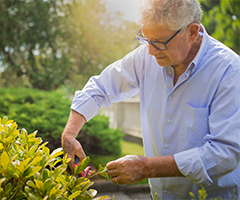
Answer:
[
  {"left": 62, "top": 154, "right": 71, "bottom": 164},
  {"left": 5, "top": 120, "right": 13, "bottom": 126},
  {"left": 97, "top": 164, "right": 109, "bottom": 180},
  {"left": 0, "top": 143, "right": 3, "bottom": 150},
  {"left": 81, "top": 180, "right": 94, "bottom": 193},
  {"left": 22, "top": 158, "right": 31, "bottom": 167},
  {"left": 1, "top": 116, "right": 8, "bottom": 126},
  {"left": 25, "top": 166, "right": 42, "bottom": 179},
  {"left": 29, "top": 144, "right": 39, "bottom": 156},
  {"left": 28, "top": 131, "right": 38, "bottom": 139},
  {"left": 10, "top": 122, "right": 17, "bottom": 129},
  {"left": 75, "top": 157, "right": 90, "bottom": 175},
  {"left": 68, "top": 191, "right": 81, "bottom": 200},
  {"left": 53, "top": 164, "right": 67, "bottom": 179},
  {"left": 34, "top": 179, "right": 44, "bottom": 190},
  {"left": 94, "top": 196, "right": 110, "bottom": 200},
  {"left": 44, "top": 179, "right": 53, "bottom": 193},
  {"left": 0, "top": 178, "right": 6, "bottom": 186},
  {"left": 1, "top": 151, "right": 10, "bottom": 170},
  {"left": 50, "top": 148, "right": 63, "bottom": 160},
  {"left": 27, "top": 181, "right": 37, "bottom": 189},
  {"left": 28, "top": 156, "right": 42, "bottom": 168}
]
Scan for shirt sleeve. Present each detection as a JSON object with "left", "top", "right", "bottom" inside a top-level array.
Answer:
[
  {"left": 70, "top": 46, "right": 145, "bottom": 121},
  {"left": 174, "top": 63, "right": 240, "bottom": 187}
]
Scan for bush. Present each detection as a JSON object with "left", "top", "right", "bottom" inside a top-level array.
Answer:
[
  {"left": 0, "top": 87, "right": 71, "bottom": 151},
  {"left": 0, "top": 87, "right": 123, "bottom": 156},
  {"left": 80, "top": 116, "right": 123, "bottom": 157},
  {"left": 0, "top": 116, "right": 109, "bottom": 200}
]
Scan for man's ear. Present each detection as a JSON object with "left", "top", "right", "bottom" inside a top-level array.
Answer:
[{"left": 188, "top": 23, "right": 200, "bottom": 43}]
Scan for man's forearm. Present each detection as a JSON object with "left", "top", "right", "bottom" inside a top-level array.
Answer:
[
  {"left": 62, "top": 109, "right": 86, "bottom": 139},
  {"left": 148, "top": 155, "right": 184, "bottom": 178},
  {"left": 61, "top": 109, "right": 87, "bottom": 170}
]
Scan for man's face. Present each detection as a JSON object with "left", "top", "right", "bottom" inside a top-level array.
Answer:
[{"left": 142, "top": 24, "right": 191, "bottom": 68}]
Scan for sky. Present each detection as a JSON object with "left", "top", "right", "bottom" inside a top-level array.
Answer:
[{"left": 105, "top": 0, "right": 141, "bottom": 22}]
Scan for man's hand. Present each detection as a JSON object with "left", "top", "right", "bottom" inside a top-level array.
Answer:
[
  {"left": 61, "top": 109, "right": 87, "bottom": 171},
  {"left": 106, "top": 154, "right": 183, "bottom": 185},
  {"left": 106, "top": 155, "right": 150, "bottom": 185},
  {"left": 62, "top": 134, "right": 86, "bottom": 171}
]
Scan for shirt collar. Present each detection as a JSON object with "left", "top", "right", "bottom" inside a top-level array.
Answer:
[{"left": 188, "top": 24, "right": 210, "bottom": 76}]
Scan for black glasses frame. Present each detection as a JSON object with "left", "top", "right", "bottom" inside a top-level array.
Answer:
[{"left": 135, "top": 27, "right": 182, "bottom": 51}]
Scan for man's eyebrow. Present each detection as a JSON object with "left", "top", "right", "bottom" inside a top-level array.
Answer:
[
  {"left": 142, "top": 32, "right": 166, "bottom": 41},
  {"left": 143, "top": 34, "right": 166, "bottom": 41}
]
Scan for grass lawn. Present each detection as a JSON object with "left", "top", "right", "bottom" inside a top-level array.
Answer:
[{"left": 120, "top": 140, "right": 145, "bottom": 156}]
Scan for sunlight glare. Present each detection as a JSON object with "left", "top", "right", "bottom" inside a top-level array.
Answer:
[{"left": 106, "top": 0, "right": 141, "bottom": 22}]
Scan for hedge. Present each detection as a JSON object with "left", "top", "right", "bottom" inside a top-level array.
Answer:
[{"left": 0, "top": 87, "right": 123, "bottom": 156}]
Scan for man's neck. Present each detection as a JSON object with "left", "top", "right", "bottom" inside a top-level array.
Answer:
[{"left": 172, "top": 34, "right": 202, "bottom": 85}]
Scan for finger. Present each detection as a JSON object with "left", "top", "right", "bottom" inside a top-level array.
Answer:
[
  {"left": 111, "top": 177, "right": 119, "bottom": 184},
  {"left": 75, "top": 145, "right": 87, "bottom": 161},
  {"left": 69, "top": 155, "right": 76, "bottom": 172},
  {"left": 106, "top": 160, "right": 118, "bottom": 170},
  {"left": 107, "top": 169, "right": 119, "bottom": 177}
]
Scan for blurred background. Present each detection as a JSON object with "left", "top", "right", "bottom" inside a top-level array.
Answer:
[{"left": 0, "top": 0, "right": 239, "bottom": 171}]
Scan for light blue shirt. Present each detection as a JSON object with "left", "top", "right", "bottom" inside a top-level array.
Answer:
[{"left": 71, "top": 25, "right": 240, "bottom": 199}]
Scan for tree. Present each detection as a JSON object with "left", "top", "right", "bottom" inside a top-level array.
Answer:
[
  {"left": 199, "top": 0, "right": 240, "bottom": 54},
  {"left": 60, "top": 0, "right": 139, "bottom": 93},
  {"left": 0, "top": 0, "right": 72, "bottom": 90},
  {"left": 0, "top": 0, "right": 139, "bottom": 91}
]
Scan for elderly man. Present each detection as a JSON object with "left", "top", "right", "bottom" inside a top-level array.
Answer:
[{"left": 62, "top": 0, "right": 240, "bottom": 199}]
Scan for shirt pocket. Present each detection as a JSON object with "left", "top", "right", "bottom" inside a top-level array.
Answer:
[{"left": 182, "top": 103, "right": 209, "bottom": 147}]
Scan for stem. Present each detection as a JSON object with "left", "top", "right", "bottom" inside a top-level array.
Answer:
[{"left": 8, "top": 179, "right": 23, "bottom": 200}]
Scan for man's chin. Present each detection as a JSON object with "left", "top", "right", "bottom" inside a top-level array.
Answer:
[
  {"left": 155, "top": 56, "right": 169, "bottom": 67},
  {"left": 156, "top": 60, "right": 169, "bottom": 67}
]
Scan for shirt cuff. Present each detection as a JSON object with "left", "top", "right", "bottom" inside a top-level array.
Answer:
[
  {"left": 174, "top": 148, "right": 213, "bottom": 187},
  {"left": 70, "top": 91, "right": 100, "bottom": 121}
]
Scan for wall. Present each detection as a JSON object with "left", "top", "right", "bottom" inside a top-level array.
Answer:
[{"left": 101, "top": 97, "right": 143, "bottom": 144}]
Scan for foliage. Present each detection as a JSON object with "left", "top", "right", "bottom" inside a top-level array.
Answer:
[
  {"left": 0, "top": 0, "right": 72, "bottom": 90},
  {"left": 0, "top": 87, "right": 71, "bottom": 150},
  {"left": 0, "top": 116, "right": 109, "bottom": 200},
  {"left": 189, "top": 187, "right": 236, "bottom": 200},
  {"left": 0, "top": 0, "right": 139, "bottom": 91},
  {"left": 0, "top": 87, "right": 123, "bottom": 156},
  {"left": 200, "top": 0, "right": 240, "bottom": 54},
  {"left": 59, "top": 0, "right": 139, "bottom": 93},
  {"left": 80, "top": 115, "right": 123, "bottom": 157}
]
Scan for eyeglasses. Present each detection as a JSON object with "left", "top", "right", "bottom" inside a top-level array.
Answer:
[{"left": 135, "top": 27, "right": 182, "bottom": 51}]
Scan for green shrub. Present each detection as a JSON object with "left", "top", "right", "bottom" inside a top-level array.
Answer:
[
  {"left": 0, "top": 87, "right": 71, "bottom": 147},
  {"left": 0, "top": 116, "right": 109, "bottom": 200},
  {"left": 0, "top": 87, "right": 123, "bottom": 156},
  {"left": 80, "top": 115, "right": 123, "bottom": 157}
]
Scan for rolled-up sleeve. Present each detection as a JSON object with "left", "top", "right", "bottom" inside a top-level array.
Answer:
[
  {"left": 71, "top": 91, "right": 101, "bottom": 121},
  {"left": 174, "top": 148, "right": 213, "bottom": 186},
  {"left": 70, "top": 46, "right": 145, "bottom": 121}
]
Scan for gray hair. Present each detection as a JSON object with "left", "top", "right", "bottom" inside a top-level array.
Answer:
[{"left": 138, "top": 0, "right": 202, "bottom": 30}]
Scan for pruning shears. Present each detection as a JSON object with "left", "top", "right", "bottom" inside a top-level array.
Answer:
[{"left": 74, "top": 156, "right": 91, "bottom": 178}]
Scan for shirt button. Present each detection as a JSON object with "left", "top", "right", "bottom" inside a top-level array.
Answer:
[
  {"left": 165, "top": 145, "right": 169, "bottom": 148},
  {"left": 167, "top": 120, "right": 171, "bottom": 123},
  {"left": 169, "top": 96, "right": 172, "bottom": 100},
  {"left": 168, "top": 71, "right": 172, "bottom": 75}
]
